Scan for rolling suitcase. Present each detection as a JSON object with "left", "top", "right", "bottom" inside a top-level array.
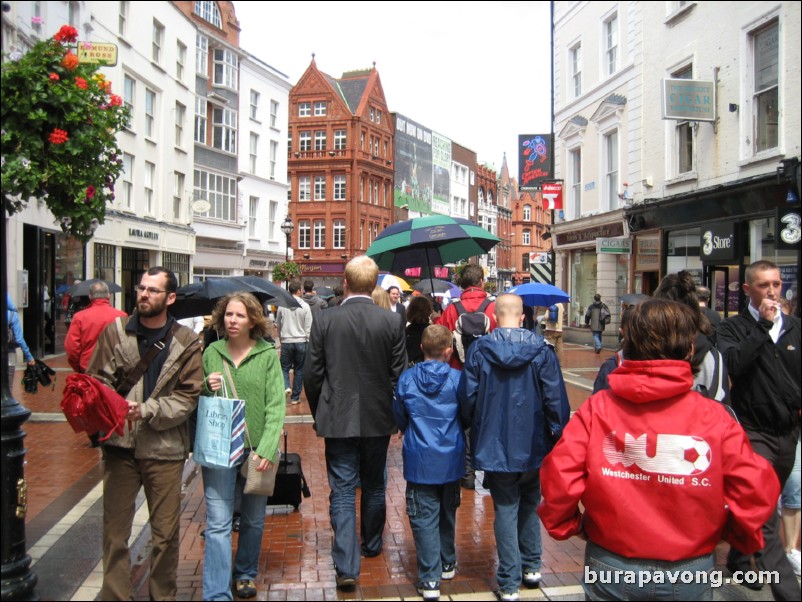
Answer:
[{"left": 266, "top": 430, "right": 311, "bottom": 510}]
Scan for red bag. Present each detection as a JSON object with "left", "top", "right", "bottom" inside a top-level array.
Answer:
[{"left": 61, "top": 374, "right": 129, "bottom": 441}]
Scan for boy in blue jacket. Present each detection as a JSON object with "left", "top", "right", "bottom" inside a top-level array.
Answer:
[{"left": 394, "top": 324, "right": 465, "bottom": 602}]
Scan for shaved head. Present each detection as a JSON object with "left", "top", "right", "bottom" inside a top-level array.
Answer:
[{"left": 494, "top": 294, "right": 524, "bottom": 327}]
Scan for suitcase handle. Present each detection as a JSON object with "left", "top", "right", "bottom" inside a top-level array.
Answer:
[{"left": 280, "top": 429, "right": 289, "bottom": 468}]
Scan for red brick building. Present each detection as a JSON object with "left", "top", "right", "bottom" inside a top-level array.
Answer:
[
  {"left": 511, "top": 190, "right": 552, "bottom": 285},
  {"left": 287, "top": 60, "right": 394, "bottom": 285}
]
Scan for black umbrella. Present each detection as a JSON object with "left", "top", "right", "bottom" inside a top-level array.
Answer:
[
  {"left": 619, "top": 293, "right": 651, "bottom": 306},
  {"left": 314, "top": 286, "right": 335, "bottom": 300},
  {"left": 412, "top": 279, "right": 460, "bottom": 296},
  {"left": 170, "top": 276, "right": 299, "bottom": 319},
  {"left": 66, "top": 278, "right": 122, "bottom": 298}
]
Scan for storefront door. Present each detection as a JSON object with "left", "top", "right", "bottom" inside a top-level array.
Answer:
[{"left": 705, "top": 265, "right": 741, "bottom": 318}]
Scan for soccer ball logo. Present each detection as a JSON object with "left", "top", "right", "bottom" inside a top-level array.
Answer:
[{"left": 680, "top": 436, "right": 712, "bottom": 475}]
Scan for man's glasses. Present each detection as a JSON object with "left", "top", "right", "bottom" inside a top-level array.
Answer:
[{"left": 135, "top": 285, "right": 168, "bottom": 295}]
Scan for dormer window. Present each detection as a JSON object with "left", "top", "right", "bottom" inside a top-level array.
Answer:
[{"left": 194, "top": 1, "right": 222, "bottom": 28}]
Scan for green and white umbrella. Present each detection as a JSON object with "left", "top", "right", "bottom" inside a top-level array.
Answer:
[{"left": 367, "top": 215, "right": 500, "bottom": 275}]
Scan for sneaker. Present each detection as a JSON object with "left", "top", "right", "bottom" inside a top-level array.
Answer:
[
  {"left": 417, "top": 581, "right": 440, "bottom": 601},
  {"left": 290, "top": 397, "right": 301, "bottom": 405},
  {"left": 285, "top": 387, "right": 292, "bottom": 398},
  {"left": 726, "top": 561, "right": 762, "bottom": 591},
  {"left": 787, "top": 549, "right": 801, "bottom": 577},
  {"left": 335, "top": 573, "right": 356, "bottom": 589},
  {"left": 522, "top": 570, "right": 542, "bottom": 587},
  {"left": 235, "top": 579, "right": 257, "bottom": 599},
  {"left": 494, "top": 589, "right": 519, "bottom": 601},
  {"left": 441, "top": 563, "right": 456, "bottom": 580}
]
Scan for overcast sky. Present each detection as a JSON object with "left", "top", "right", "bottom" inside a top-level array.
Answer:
[{"left": 235, "top": 1, "right": 553, "bottom": 179}]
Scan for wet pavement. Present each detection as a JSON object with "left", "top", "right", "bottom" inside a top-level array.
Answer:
[{"left": 11, "top": 342, "right": 782, "bottom": 600}]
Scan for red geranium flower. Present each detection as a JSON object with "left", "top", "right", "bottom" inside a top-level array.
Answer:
[
  {"left": 49, "top": 128, "right": 69, "bottom": 144},
  {"left": 54, "top": 25, "right": 78, "bottom": 44},
  {"left": 61, "top": 51, "right": 79, "bottom": 71},
  {"left": 109, "top": 95, "right": 123, "bottom": 107},
  {"left": 49, "top": 72, "right": 60, "bottom": 81},
  {"left": 86, "top": 185, "right": 96, "bottom": 199},
  {"left": 74, "top": 77, "right": 88, "bottom": 89}
]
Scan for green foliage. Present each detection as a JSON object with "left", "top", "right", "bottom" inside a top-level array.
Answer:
[
  {"left": 2, "top": 25, "right": 129, "bottom": 242},
  {"left": 272, "top": 261, "right": 301, "bottom": 283},
  {"left": 483, "top": 281, "right": 497, "bottom": 295}
]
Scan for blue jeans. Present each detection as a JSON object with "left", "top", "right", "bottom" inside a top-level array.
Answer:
[
  {"left": 202, "top": 458, "right": 267, "bottom": 601},
  {"left": 592, "top": 330, "right": 603, "bottom": 351},
  {"left": 280, "top": 342, "right": 307, "bottom": 400},
  {"left": 584, "top": 541, "right": 714, "bottom": 601},
  {"left": 485, "top": 470, "right": 542, "bottom": 593},
  {"left": 405, "top": 481, "right": 460, "bottom": 583},
  {"left": 324, "top": 436, "right": 390, "bottom": 578}
]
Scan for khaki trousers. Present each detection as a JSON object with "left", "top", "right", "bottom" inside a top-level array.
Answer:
[
  {"left": 544, "top": 330, "right": 564, "bottom": 365},
  {"left": 100, "top": 446, "right": 185, "bottom": 601}
]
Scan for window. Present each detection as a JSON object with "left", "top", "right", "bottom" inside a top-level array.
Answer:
[
  {"left": 193, "top": 169, "right": 237, "bottom": 221},
  {"left": 122, "top": 153, "right": 134, "bottom": 209},
  {"left": 298, "top": 221, "right": 310, "bottom": 248},
  {"left": 752, "top": 20, "right": 779, "bottom": 153},
  {"left": 94, "top": 243, "right": 115, "bottom": 282},
  {"left": 249, "top": 133, "right": 259, "bottom": 174},
  {"left": 268, "top": 201, "right": 277, "bottom": 240},
  {"left": 334, "top": 175, "right": 346, "bottom": 200},
  {"left": 313, "top": 220, "right": 326, "bottom": 248},
  {"left": 213, "top": 49, "right": 238, "bottom": 90},
  {"left": 314, "top": 101, "right": 327, "bottom": 116},
  {"left": 315, "top": 131, "right": 326, "bottom": 151},
  {"left": 173, "top": 171, "right": 184, "bottom": 220},
  {"left": 298, "top": 176, "right": 311, "bottom": 201},
  {"left": 523, "top": 229, "right": 531, "bottom": 245},
  {"left": 144, "top": 161, "right": 155, "bottom": 214},
  {"left": 523, "top": 205, "right": 531, "bottom": 221},
  {"left": 175, "top": 102, "right": 185, "bottom": 147},
  {"left": 212, "top": 107, "right": 237, "bottom": 153},
  {"left": 194, "top": 0, "right": 221, "bottom": 27},
  {"left": 299, "top": 131, "right": 311, "bottom": 152},
  {"left": 333, "top": 220, "right": 345, "bottom": 248},
  {"left": 376, "top": 110, "right": 382, "bottom": 125},
  {"left": 194, "top": 97, "right": 207, "bottom": 144},
  {"left": 176, "top": 42, "right": 186, "bottom": 81},
  {"left": 298, "top": 102, "right": 311, "bottom": 117},
  {"left": 119, "top": 1, "right": 129, "bottom": 36},
  {"left": 270, "top": 100, "right": 278, "bottom": 128},
  {"left": 269, "top": 141, "right": 277, "bottom": 179},
  {"left": 673, "top": 66, "right": 694, "bottom": 174},
  {"left": 248, "top": 196, "right": 258, "bottom": 237},
  {"left": 144, "top": 89, "right": 155, "bottom": 138},
  {"left": 196, "top": 34, "right": 208, "bottom": 77},
  {"left": 604, "top": 13, "right": 619, "bottom": 76},
  {"left": 570, "top": 148, "right": 582, "bottom": 216},
  {"left": 370, "top": 107, "right": 375, "bottom": 122},
  {"left": 605, "top": 130, "right": 619, "bottom": 209},
  {"left": 332, "top": 130, "right": 346, "bottom": 150},
  {"left": 570, "top": 43, "right": 582, "bottom": 97},
  {"left": 123, "top": 75, "right": 135, "bottom": 115},
  {"left": 314, "top": 176, "right": 326, "bottom": 201},
  {"left": 152, "top": 20, "right": 164, "bottom": 63},
  {"left": 249, "top": 89, "right": 259, "bottom": 120}
]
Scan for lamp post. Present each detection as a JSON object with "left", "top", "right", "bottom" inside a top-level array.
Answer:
[{"left": 280, "top": 215, "right": 294, "bottom": 289}]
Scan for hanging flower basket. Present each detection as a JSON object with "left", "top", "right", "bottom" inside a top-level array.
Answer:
[
  {"left": 272, "top": 261, "right": 301, "bottom": 283},
  {"left": 1, "top": 25, "right": 130, "bottom": 242}
]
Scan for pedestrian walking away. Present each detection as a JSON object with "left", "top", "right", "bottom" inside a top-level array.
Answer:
[
  {"left": 201, "top": 292, "right": 285, "bottom": 600},
  {"left": 394, "top": 324, "right": 465, "bottom": 601},
  {"left": 275, "top": 280, "right": 312, "bottom": 404},
  {"left": 584, "top": 294, "right": 610, "bottom": 354},
  {"left": 539, "top": 298, "right": 780, "bottom": 602},
  {"left": 86, "top": 267, "right": 203, "bottom": 601},
  {"left": 304, "top": 255, "right": 407, "bottom": 589},
  {"left": 717, "top": 259, "right": 801, "bottom": 600},
  {"left": 65, "top": 280, "right": 127, "bottom": 373},
  {"left": 458, "top": 293, "right": 570, "bottom": 601}
]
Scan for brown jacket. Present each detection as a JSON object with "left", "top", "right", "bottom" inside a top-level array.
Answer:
[{"left": 87, "top": 316, "right": 203, "bottom": 460}]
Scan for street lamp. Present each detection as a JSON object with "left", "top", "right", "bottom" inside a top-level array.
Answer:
[{"left": 280, "top": 215, "right": 294, "bottom": 289}]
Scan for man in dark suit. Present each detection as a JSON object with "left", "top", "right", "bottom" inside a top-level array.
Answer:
[
  {"left": 304, "top": 255, "right": 407, "bottom": 589},
  {"left": 387, "top": 285, "right": 407, "bottom": 323}
]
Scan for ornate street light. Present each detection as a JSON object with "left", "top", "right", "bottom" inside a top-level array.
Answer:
[{"left": 280, "top": 216, "right": 294, "bottom": 289}]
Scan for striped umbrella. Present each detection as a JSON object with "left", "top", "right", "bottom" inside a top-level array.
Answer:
[{"left": 367, "top": 215, "right": 499, "bottom": 274}]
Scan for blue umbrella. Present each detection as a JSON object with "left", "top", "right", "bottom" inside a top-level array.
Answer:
[{"left": 506, "top": 282, "right": 570, "bottom": 307}]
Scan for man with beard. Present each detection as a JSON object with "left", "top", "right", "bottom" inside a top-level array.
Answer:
[{"left": 86, "top": 267, "right": 203, "bottom": 601}]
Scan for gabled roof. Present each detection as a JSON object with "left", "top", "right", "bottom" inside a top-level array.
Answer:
[
  {"left": 337, "top": 74, "right": 370, "bottom": 113},
  {"left": 589, "top": 94, "right": 627, "bottom": 123},
  {"left": 558, "top": 115, "right": 588, "bottom": 139}
]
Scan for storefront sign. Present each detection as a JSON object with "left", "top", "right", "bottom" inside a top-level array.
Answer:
[
  {"left": 128, "top": 228, "right": 159, "bottom": 241},
  {"left": 776, "top": 206, "right": 801, "bottom": 250},
  {"left": 299, "top": 263, "right": 346, "bottom": 274},
  {"left": 556, "top": 221, "right": 624, "bottom": 246},
  {"left": 77, "top": 42, "right": 118, "bottom": 66},
  {"left": 635, "top": 236, "right": 660, "bottom": 271},
  {"left": 661, "top": 78, "right": 716, "bottom": 122},
  {"left": 596, "top": 236, "right": 631, "bottom": 254},
  {"left": 248, "top": 259, "right": 267, "bottom": 267},
  {"left": 699, "top": 221, "right": 736, "bottom": 262}
]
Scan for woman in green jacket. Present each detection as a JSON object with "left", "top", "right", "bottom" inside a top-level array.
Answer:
[{"left": 201, "top": 292, "right": 285, "bottom": 600}]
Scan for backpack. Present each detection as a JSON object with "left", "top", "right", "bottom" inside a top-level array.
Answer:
[
  {"left": 599, "top": 304, "right": 612, "bottom": 325},
  {"left": 548, "top": 305, "right": 559, "bottom": 323},
  {"left": 453, "top": 298, "right": 492, "bottom": 363}
]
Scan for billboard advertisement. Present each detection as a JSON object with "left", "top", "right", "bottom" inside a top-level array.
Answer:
[
  {"left": 394, "top": 114, "right": 434, "bottom": 214},
  {"left": 431, "top": 132, "right": 452, "bottom": 215},
  {"left": 518, "top": 134, "right": 553, "bottom": 190}
]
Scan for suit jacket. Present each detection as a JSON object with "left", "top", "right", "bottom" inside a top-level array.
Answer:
[
  {"left": 304, "top": 296, "right": 407, "bottom": 438},
  {"left": 392, "top": 302, "right": 406, "bottom": 324}
]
